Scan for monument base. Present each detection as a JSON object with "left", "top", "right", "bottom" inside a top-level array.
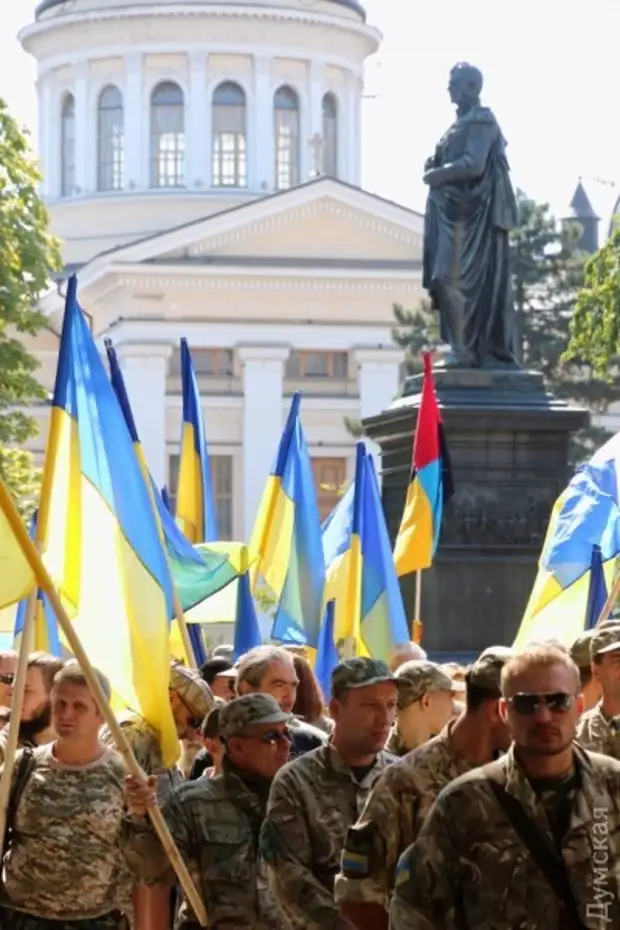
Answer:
[{"left": 363, "top": 366, "right": 589, "bottom": 654}]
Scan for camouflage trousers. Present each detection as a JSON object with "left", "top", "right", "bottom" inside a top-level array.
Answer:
[{"left": 0, "top": 908, "right": 127, "bottom": 930}]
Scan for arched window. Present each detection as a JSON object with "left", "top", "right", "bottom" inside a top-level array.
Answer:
[
  {"left": 322, "top": 93, "right": 338, "bottom": 178},
  {"left": 60, "top": 93, "right": 76, "bottom": 197},
  {"left": 212, "top": 82, "right": 247, "bottom": 188},
  {"left": 97, "top": 85, "right": 124, "bottom": 192},
  {"left": 150, "top": 81, "right": 185, "bottom": 188},
  {"left": 274, "top": 86, "right": 299, "bottom": 191}
]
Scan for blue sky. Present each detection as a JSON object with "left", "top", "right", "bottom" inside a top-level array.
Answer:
[{"left": 2, "top": 0, "right": 619, "bottom": 224}]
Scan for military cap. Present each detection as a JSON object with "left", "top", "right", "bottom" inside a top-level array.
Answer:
[
  {"left": 331, "top": 657, "right": 398, "bottom": 699},
  {"left": 570, "top": 630, "right": 596, "bottom": 668},
  {"left": 591, "top": 623, "right": 620, "bottom": 658},
  {"left": 219, "top": 693, "right": 290, "bottom": 740},
  {"left": 200, "top": 696, "right": 227, "bottom": 739},
  {"left": 169, "top": 662, "right": 216, "bottom": 720},
  {"left": 468, "top": 645, "right": 514, "bottom": 694},
  {"left": 396, "top": 660, "right": 465, "bottom": 708}
]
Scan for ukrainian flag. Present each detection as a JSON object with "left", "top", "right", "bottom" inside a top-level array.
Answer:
[
  {"left": 0, "top": 487, "right": 36, "bottom": 610},
  {"left": 176, "top": 338, "right": 218, "bottom": 543},
  {"left": 13, "top": 514, "right": 61, "bottom": 655},
  {"left": 250, "top": 392, "right": 325, "bottom": 647},
  {"left": 323, "top": 443, "right": 409, "bottom": 660},
  {"left": 38, "top": 275, "right": 178, "bottom": 765},
  {"left": 105, "top": 340, "right": 239, "bottom": 614},
  {"left": 394, "top": 353, "right": 453, "bottom": 575},
  {"left": 514, "top": 432, "right": 620, "bottom": 648}
]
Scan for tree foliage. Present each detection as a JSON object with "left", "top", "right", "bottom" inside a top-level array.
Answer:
[{"left": 0, "top": 98, "right": 60, "bottom": 511}]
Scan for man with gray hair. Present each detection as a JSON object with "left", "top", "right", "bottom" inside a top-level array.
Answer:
[
  {"left": 0, "top": 660, "right": 145, "bottom": 929},
  {"left": 236, "top": 645, "right": 326, "bottom": 758},
  {"left": 388, "top": 641, "right": 427, "bottom": 672},
  {"left": 391, "top": 644, "right": 620, "bottom": 929}
]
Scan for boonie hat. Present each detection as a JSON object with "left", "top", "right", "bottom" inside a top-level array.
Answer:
[{"left": 219, "top": 693, "right": 290, "bottom": 740}]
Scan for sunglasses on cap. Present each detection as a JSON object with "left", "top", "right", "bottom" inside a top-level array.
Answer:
[
  {"left": 507, "top": 692, "right": 576, "bottom": 715},
  {"left": 0, "top": 674, "right": 14, "bottom": 686}
]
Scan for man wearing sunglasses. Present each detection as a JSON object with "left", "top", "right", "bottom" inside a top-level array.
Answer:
[
  {"left": 576, "top": 622, "right": 620, "bottom": 758},
  {"left": 123, "top": 693, "right": 292, "bottom": 930},
  {"left": 335, "top": 647, "right": 512, "bottom": 930},
  {"left": 260, "top": 657, "right": 399, "bottom": 930},
  {"left": 391, "top": 643, "right": 620, "bottom": 930}
]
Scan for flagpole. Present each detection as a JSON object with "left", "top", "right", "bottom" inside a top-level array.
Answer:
[
  {"left": 596, "top": 572, "right": 620, "bottom": 627},
  {"left": 0, "top": 577, "right": 36, "bottom": 851},
  {"left": 413, "top": 570, "right": 423, "bottom": 644},
  {"left": 0, "top": 481, "right": 208, "bottom": 927}
]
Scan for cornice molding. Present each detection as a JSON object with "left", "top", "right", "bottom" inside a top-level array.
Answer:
[
  {"left": 113, "top": 271, "right": 420, "bottom": 292},
  {"left": 188, "top": 199, "right": 419, "bottom": 255}
]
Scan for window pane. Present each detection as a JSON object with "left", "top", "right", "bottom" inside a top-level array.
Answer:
[
  {"left": 97, "top": 86, "right": 124, "bottom": 192},
  {"left": 274, "top": 86, "right": 299, "bottom": 191},
  {"left": 304, "top": 352, "right": 329, "bottom": 377},
  {"left": 150, "top": 82, "right": 185, "bottom": 188},
  {"left": 168, "top": 452, "right": 234, "bottom": 540},
  {"left": 332, "top": 352, "right": 348, "bottom": 378},
  {"left": 212, "top": 82, "right": 247, "bottom": 188},
  {"left": 312, "top": 458, "right": 347, "bottom": 522},
  {"left": 322, "top": 93, "right": 338, "bottom": 178},
  {"left": 61, "top": 93, "right": 76, "bottom": 197}
]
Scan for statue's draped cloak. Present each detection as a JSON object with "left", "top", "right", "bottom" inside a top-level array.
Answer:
[{"left": 423, "top": 106, "right": 518, "bottom": 364}]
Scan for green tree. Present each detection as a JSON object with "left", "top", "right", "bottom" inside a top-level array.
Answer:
[
  {"left": 0, "top": 98, "right": 60, "bottom": 513},
  {"left": 388, "top": 190, "right": 616, "bottom": 461}
]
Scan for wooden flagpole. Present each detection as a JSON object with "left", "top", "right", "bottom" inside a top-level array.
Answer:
[
  {"left": 413, "top": 570, "right": 423, "bottom": 644},
  {"left": 0, "top": 482, "right": 208, "bottom": 927}
]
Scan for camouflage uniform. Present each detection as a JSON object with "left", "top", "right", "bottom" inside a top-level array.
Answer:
[
  {"left": 391, "top": 743, "right": 620, "bottom": 930},
  {"left": 576, "top": 625, "right": 620, "bottom": 759},
  {"left": 123, "top": 694, "right": 290, "bottom": 929},
  {"left": 260, "top": 657, "right": 398, "bottom": 930},
  {"left": 335, "top": 645, "right": 513, "bottom": 914},
  {"left": 101, "top": 663, "right": 215, "bottom": 803},
  {"left": 0, "top": 744, "right": 141, "bottom": 926},
  {"left": 384, "top": 661, "right": 465, "bottom": 757},
  {"left": 335, "top": 720, "right": 473, "bottom": 910}
]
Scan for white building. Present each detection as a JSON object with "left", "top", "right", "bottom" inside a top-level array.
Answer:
[{"left": 19, "top": 0, "right": 423, "bottom": 539}]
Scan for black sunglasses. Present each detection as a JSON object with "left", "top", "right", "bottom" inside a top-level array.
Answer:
[
  {"left": 0, "top": 674, "right": 14, "bottom": 686},
  {"left": 508, "top": 692, "right": 575, "bottom": 716},
  {"left": 240, "top": 727, "right": 291, "bottom": 746}
]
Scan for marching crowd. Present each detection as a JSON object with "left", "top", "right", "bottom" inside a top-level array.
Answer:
[{"left": 0, "top": 626, "right": 618, "bottom": 930}]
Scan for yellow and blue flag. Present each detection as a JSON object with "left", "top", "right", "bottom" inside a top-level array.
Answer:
[
  {"left": 585, "top": 544, "right": 608, "bottom": 629},
  {"left": 250, "top": 392, "right": 325, "bottom": 647},
  {"left": 176, "top": 338, "right": 218, "bottom": 543},
  {"left": 233, "top": 573, "right": 262, "bottom": 659},
  {"left": 314, "top": 600, "right": 338, "bottom": 701},
  {"left": 38, "top": 275, "right": 179, "bottom": 765},
  {"left": 0, "top": 486, "right": 36, "bottom": 610},
  {"left": 394, "top": 353, "right": 453, "bottom": 576},
  {"left": 323, "top": 443, "right": 409, "bottom": 660},
  {"left": 13, "top": 513, "right": 61, "bottom": 655},
  {"left": 514, "top": 432, "right": 620, "bottom": 648}
]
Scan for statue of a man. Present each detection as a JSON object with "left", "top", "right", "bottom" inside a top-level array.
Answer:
[{"left": 423, "top": 63, "right": 519, "bottom": 368}]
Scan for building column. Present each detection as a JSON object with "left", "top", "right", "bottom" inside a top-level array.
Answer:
[
  {"left": 124, "top": 53, "right": 143, "bottom": 190},
  {"left": 116, "top": 343, "right": 172, "bottom": 488},
  {"left": 355, "top": 347, "right": 403, "bottom": 483},
  {"left": 253, "top": 56, "right": 273, "bottom": 191},
  {"left": 345, "top": 71, "right": 359, "bottom": 186},
  {"left": 187, "top": 51, "right": 208, "bottom": 189},
  {"left": 39, "top": 75, "right": 53, "bottom": 197},
  {"left": 73, "top": 60, "right": 89, "bottom": 195},
  {"left": 238, "top": 345, "right": 290, "bottom": 538}
]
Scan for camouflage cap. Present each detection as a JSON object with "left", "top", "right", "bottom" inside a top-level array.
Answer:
[
  {"left": 468, "top": 645, "right": 514, "bottom": 694},
  {"left": 591, "top": 623, "right": 620, "bottom": 658},
  {"left": 570, "top": 630, "right": 596, "bottom": 668},
  {"left": 169, "top": 662, "right": 216, "bottom": 720},
  {"left": 219, "top": 693, "right": 290, "bottom": 740},
  {"left": 200, "top": 696, "right": 227, "bottom": 739},
  {"left": 395, "top": 660, "right": 465, "bottom": 708},
  {"left": 331, "top": 657, "right": 398, "bottom": 699}
]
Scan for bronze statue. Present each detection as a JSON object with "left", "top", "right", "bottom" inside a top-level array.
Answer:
[{"left": 423, "top": 63, "right": 519, "bottom": 368}]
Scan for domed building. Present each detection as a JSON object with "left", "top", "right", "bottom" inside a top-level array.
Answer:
[{"left": 19, "top": 0, "right": 423, "bottom": 537}]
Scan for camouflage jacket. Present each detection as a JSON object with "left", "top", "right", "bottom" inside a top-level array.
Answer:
[
  {"left": 122, "top": 764, "right": 283, "bottom": 930},
  {"left": 0, "top": 744, "right": 140, "bottom": 921},
  {"left": 383, "top": 725, "right": 409, "bottom": 757},
  {"left": 335, "top": 721, "right": 474, "bottom": 910},
  {"left": 391, "top": 743, "right": 620, "bottom": 930},
  {"left": 100, "top": 712, "right": 183, "bottom": 805},
  {"left": 576, "top": 701, "right": 620, "bottom": 760},
  {"left": 260, "top": 742, "right": 395, "bottom": 930}
]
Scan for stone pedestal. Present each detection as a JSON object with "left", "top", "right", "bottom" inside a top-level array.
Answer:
[{"left": 363, "top": 367, "right": 589, "bottom": 654}]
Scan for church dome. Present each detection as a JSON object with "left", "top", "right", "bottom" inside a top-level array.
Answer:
[{"left": 35, "top": 0, "right": 366, "bottom": 19}]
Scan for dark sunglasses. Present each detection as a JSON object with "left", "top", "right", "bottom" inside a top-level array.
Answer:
[
  {"left": 0, "top": 674, "right": 14, "bottom": 686},
  {"left": 241, "top": 727, "right": 291, "bottom": 746},
  {"left": 508, "top": 692, "right": 575, "bottom": 715},
  {"left": 188, "top": 715, "right": 204, "bottom": 730}
]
